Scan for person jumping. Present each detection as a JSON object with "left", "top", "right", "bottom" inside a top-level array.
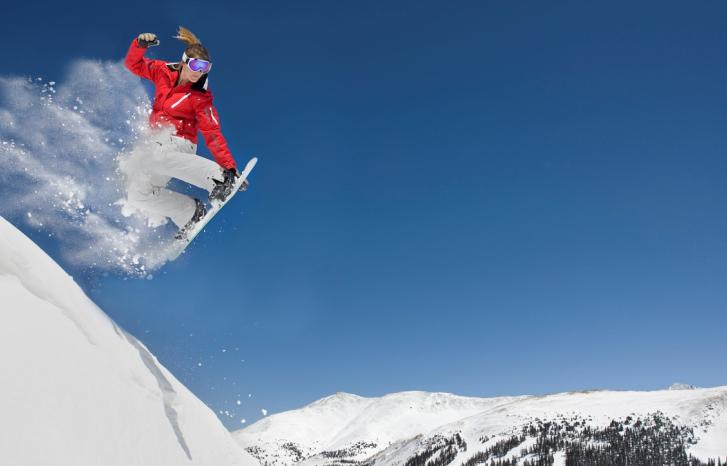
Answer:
[{"left": 123, "top": 26, "right": 244, "bottom": 238}]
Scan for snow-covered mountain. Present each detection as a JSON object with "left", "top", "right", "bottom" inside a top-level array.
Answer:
[
  {"left": 0, "top": 217, "right": 259, "bottom": 466},
  {"left": 235, "top": 391, "right": 525, "bottom": 465},
  {"left": 235, "top": 388, "right": 727, "bottom": 466}
]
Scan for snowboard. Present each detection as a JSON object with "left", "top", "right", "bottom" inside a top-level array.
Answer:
[{"left": 167, "top": 157, "right": 257, "bottom": 260}]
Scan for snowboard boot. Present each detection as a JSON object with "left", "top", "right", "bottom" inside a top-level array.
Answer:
[
  {"left": 175, "top": 198, "right": 207, "bottom": 240},
  {"left": 209, "top": 168, "right": 238, "bottom": 203}
]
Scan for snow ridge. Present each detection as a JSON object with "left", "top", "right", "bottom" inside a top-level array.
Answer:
[{"left": 0, "top": 216, "right": 258, "bottom": 466}]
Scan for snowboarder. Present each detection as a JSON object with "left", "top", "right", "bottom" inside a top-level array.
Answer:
[{"left": 123, "top": 26, "right": 244, "bottom": 237}]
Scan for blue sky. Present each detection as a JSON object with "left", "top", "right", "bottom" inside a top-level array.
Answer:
[{"left": 4, "top": 0, "right": 727, "bottom": 429}]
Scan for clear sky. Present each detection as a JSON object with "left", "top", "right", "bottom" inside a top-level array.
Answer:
[{"left": 3, "top": 0, "right": 727, "bottom": 430}]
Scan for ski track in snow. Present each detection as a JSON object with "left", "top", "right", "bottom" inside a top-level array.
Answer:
[
  {"left": 124, "top": 329, "right": 193, "bottom": 460},
  {"left": 0, "top": 59, "right": 190, "bottom": 276}
]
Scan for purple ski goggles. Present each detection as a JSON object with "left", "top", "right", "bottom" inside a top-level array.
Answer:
[{"left": 182, "top": 52, "right": 212, "bottom": 73}]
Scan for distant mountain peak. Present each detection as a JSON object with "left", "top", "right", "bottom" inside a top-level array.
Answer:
[
  {"left": 668, "top": 383, "right": 697, "bottom": 390},
  {"left": 308, "top": 392, "right": 366, "bottom": 407}
]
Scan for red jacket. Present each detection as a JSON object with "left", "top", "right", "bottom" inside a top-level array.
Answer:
[{"left": 124, "top": 39, "right": 236, "bottom": 170}]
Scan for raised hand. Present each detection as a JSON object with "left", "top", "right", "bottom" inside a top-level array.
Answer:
[{"left": 137, "top": 33, "right": 159, "bottom": 47}]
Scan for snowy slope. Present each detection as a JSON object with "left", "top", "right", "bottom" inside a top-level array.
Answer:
[
  {"left": 235, "top": 387, "right": 727, "bottom": 466},
  {"left": 0, "top": 217, "right": 259, "bottom": 466}
]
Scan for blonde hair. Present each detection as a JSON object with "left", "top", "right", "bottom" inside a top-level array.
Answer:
[
  {"left": 174, "top": 26, "right": 211, "bottom": 61},
  {"left": 174, "top": 26, "right": 202, "bottom": 46}
]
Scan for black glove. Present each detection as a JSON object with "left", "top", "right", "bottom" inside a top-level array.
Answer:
[{"left": 137, "top": 33, "right": 160, "bottom": 48}]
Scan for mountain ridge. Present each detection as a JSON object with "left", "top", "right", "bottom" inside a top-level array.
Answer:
[{"left": 235, "top": 386, "right": 727, "bottom": 466}]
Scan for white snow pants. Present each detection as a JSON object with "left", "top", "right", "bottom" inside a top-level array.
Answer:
[{"left": 121, "top": 132, "right": 224, "bottom": 228}]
